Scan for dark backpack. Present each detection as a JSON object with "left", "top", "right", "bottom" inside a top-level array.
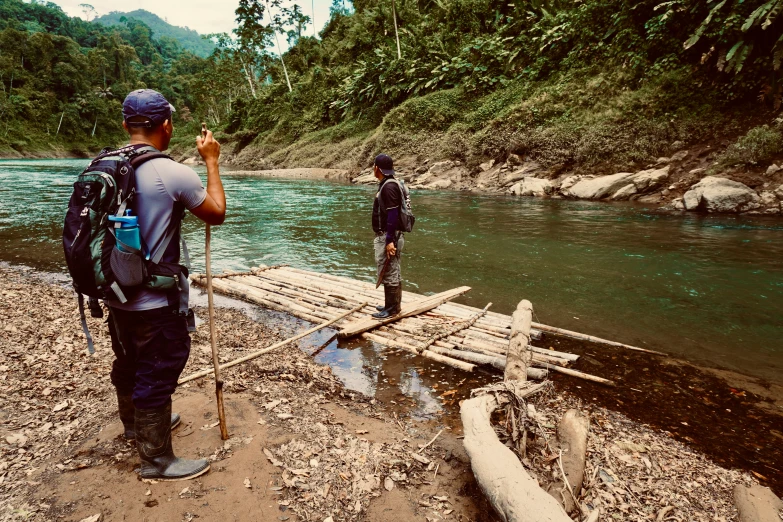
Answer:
[
  {"left": 62, "top": 144, "right": 186, "bottom": 352},
  {"left": 389, "top": 178, "right": 415, "bottom": 233}
]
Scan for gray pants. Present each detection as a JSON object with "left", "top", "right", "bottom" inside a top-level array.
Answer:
[{"left": 374, "top": 234, "right": 404, "bottom": 285}]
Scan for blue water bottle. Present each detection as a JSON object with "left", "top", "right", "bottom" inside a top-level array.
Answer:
[{"left": 108, "top": 210, "right": 141, "bottom": 253}]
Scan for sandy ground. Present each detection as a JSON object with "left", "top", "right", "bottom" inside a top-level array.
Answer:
[{"left": 0, "top": 265, "right": 776, "bottom": 522}]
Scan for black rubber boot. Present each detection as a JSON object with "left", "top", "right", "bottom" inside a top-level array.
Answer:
[
  {"left": 135, "top": 401, "right": 210, "bottom": 481},
  {"left": 390, "top": 283, "right": 402, "bottom": 315},
  {"left": 372, "top": 285, "right": 394, "bottom": 318},
  {"left": 372, "top": 284, "right": 400, "bottom": 319},
  {"left": 117, "top": 393, "right": 181, "bottom": 440}
]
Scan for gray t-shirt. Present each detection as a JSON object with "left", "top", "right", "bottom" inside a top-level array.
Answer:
[{"left": 108, "top": 157, "right": 206, "bottom": 311}]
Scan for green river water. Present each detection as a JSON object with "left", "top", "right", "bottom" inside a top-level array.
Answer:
[{"left": 1, "top": 159, "right": 782, "bottom": 383}]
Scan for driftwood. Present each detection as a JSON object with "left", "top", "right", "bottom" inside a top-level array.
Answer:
[
  {"left": 534, "top": 362, "right": 615, "bottom": 386},
  {"left": 505, "top": 300, "right": 533, "bottom": 382},
  {"left": 178, "top": 302, "right": 366, "bottom": 384},
  {"left": 547, "top": 409, "right": 589, "bottom": 514},
  {"left": 461, "top": 382, "right": 572, "bottom": 522},
  {"left": 531, "top": 322, "right": 664, "bottom": 355},
  {"left": 733, "top": 484, "right": 783, "bottom": 522},
  {"left": 338, "top": 286, "right": 471, "bottom": 338}
]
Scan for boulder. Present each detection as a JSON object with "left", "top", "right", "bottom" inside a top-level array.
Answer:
[
  {"left": 775, "top": 184, "right": 783, "bottom": 199},
  {"left": 689, "top": 167, "right": 706, "bottom": 175},
  {"left": 670, "top": 150, "right": 688, "bottom": 162},
  {"left": 506, "top": 153, "right": 523, "bottom": 166},
  {"left": 479, "top": 159, "right": 495, "bottom": 172},
  {"left": 501, "top": 162, "right": 542, "bottom": 186},
  {"left": 564, "top": 172, "right": 636, "bottom": 199},
  {"left": 610, "top": 184, "right": 638, "bottom": 200},
  {"left": 427, "top": 178, "right": 453, "bottom": 189},
  {"left": 632, "top": 166, "right": 670, "bottom": 192},
  {"left": 509, "top": 177, "right": 554, "bottom": 197},
  {"left": 733, "top": 484, "right": 783, "bottom": 522},
  {"left": 182, "top": 157, "right": 197, "bottom": 165},
  {"left": 767, "top": 164, "right": 781, "bottom": 176},
  {"left": 352, "top": 173, "right": 376, "bottom": 185},
  {"left": 682, "top": 176, "right": 761, "bottom": 213},
  {"left": 760, "top": 191, "right": 778, "bottom": 207},
  {"left": 559, "top": 175, "right": 583, "bottom": 192},
  {"left": 428, "top": 160, "right": 454, "bottom": 176}
]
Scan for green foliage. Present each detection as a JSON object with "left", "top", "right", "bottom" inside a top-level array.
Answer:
[
  {"left": 94, "top": 9, "right": 216, "bottom": 57},
  {"left": 716, "top": 124, "right": 783, "bottom": 166}
]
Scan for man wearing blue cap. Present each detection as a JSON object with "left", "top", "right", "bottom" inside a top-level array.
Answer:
[
  {"left": 107, "top": 89, "right": 225, "bottom": 480},
  {"left": 371, "top": 153, "right": 405, "bottom": 318}
]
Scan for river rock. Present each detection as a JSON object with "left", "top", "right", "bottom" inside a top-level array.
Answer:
[
  {"left": 766, "top": 164, "right": 781, "bottom": 176},
  {"left": 479, "top": 159, "right": 495, "bottom": 172},
  {"left": 352, "top": 173, "right": 376, "bottom": 185},
  {"left": 506, "top": 153, "right": 523, "bottom": 166},
  {"left": 670, "top": 150, "right": 688, "bottom": 162},
  {"left": 501, "top": 162, "right": 542, "bottom": 186},
  {"left": 427, "top": 178, "right": 453, "bottom": 189},
  {"left": 559, "top": 175, "right": 583, "bottom": 192},
  {"left": 509, "top": 177, "right": 554, "bottom": 197},
  {"left": 760, "top": 191, "right": 778, "bottom": 207},
  {"left": 632, "top": 166, "right": 670, "bottom": 192},
  {"left": 610, "top": 184, "right": 638, "bottom": 200},
  {"left": 428, "top": 160, "right": 454, "bottom": 176},
  {"left": 182, "top": 157, "right": 197, "bottom": 165},
  {"left": 733, "top": 484, "right": 783, "bottom": 522},
  {"left": 682, "top": 176, "right": 761, "bottom": 213},
  {"left": 775, "top": 184, "right": 783, "bottom": 199},
  {"left": 565, "top": 172, "right": 636, "bottom": 199}
]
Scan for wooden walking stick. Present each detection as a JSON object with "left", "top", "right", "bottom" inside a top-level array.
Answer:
[{"left": 203, "top": 122, "right": 229, "bottom": 440}]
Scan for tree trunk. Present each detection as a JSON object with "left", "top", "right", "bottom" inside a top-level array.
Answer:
[
  {"left": 274, "top": 32, "right": 293, "bottom": 92},
  {"left": 547, "top": 409, "right": 589, "bottom": 514},
  {"left": 461, "top": 387, "right": 572, "bottom": 522},
  {"left": 91, "top": 115, "right": 98, "bottom": 137},
  {"left": 505, "top": 300, "right": 533, "bottom": 382},
  {"left": 391, "top": 0, "right": 402, "bottom": 59},
  {"left": 55, "top": 110, "right": 65, "bottom": 136},
  {"left": 238, "top": 56, "right": 257, "bottom": 99}
]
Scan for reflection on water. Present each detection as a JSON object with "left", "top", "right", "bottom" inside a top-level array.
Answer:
[{"left": 1, "top": 159, "right": 782, "bottom": 383}]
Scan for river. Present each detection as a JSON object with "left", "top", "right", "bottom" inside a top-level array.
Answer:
[{"left": 1, "top": 158, "right": 782, "bottom": 383}]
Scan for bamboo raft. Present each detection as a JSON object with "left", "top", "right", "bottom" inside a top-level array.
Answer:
[{"left": 190, "top": 265, "right": 660, "bottom": 385}]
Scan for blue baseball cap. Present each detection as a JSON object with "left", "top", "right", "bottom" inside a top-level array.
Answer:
[
  {"left": 374, "top": 153, "right": 395, "bottom": 176},
  {"left": 122, "top": 89, "right": 175, "bottom": 127}
]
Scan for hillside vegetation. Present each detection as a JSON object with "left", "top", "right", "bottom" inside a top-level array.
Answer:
[
  {"left": 94, "top": 10, "right": 216, "bottom": 58},
  {"left": 198, "top": 0, "right": 783, "bottom": 177},
  {"left": 3, "top": 0, "right": 783, "bottom": 178}
]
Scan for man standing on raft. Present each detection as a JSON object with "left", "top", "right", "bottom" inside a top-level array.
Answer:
[{"left": 371, "top": 154, "right": 404, "bottom": 318}]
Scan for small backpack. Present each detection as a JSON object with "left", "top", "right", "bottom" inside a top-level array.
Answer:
[
  {"left": 62, "top": 144, "right": 187, "bottom": 352},
  {"left": 389, "top": 178, "right": 416, "bottom": 233}
]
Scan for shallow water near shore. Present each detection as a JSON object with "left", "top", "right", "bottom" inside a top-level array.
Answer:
[{"left": 1, "top": 158, "right": 782, "bottom": 383}]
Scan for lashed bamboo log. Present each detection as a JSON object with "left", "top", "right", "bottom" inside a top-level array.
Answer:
[
  {"left": 179, "top": 302, "right": 366, "bottom": 384},
  {"left": 360, "top": 332, "right": 476, "bottom": 372},
  {"left": 420, "top": 303, "right": 492, "bottom": 349},
  {"left": 534, "top": 362, "right": 614, "bottom": 386},
  {"left": 339, "top": 286, "right": 472, "bottom": 338}
]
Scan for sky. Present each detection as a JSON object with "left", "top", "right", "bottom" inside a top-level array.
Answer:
[{"left": 52, "top": 0, "right": 334, "bottom": 40}]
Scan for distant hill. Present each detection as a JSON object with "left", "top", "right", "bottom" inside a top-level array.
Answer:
[{"left": 94, "top": 9, "right": 215, "bottom": 57}]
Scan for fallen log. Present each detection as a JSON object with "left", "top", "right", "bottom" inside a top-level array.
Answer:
[
  {"left": 506, "top": 300, "right": 533, "bottom": 382},
  {"left": 547, "top": 409, "right": 589, "bottom": 514},
  {"left": 338, "top": 286, "right": 472, "bottom": 338},
  {"left": 461, "top": 382, "right": 572, "bottom": 522},
  {"left": 733, "top": 484, "right": 783, "bottom": 522},
  {"left": 178, "top": 302, "right": 366, "bottom": 384}
]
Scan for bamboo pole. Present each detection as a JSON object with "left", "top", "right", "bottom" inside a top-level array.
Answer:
[
  {"left": 179, "top": 302, "right": 366, "bottom": 384},
  {"left": 205, "top": 224, "right": 229, "bottom": 441}
]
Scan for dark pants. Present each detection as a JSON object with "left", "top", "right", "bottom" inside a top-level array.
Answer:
[{"left": 108, "top": 306, "right": 191, "bottom": 410}]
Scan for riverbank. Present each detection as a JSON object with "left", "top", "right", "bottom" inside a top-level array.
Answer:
[{"left": 1, "top": 265, "right": 781, "bottom": 521}]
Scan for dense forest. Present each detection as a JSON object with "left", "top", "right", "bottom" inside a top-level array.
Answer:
[
  {"left": 94, "top": 9, "right": 216, "bottom": 58},
  {"left": 3, "top": 0, "right": 783, "bottom": 172}
]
